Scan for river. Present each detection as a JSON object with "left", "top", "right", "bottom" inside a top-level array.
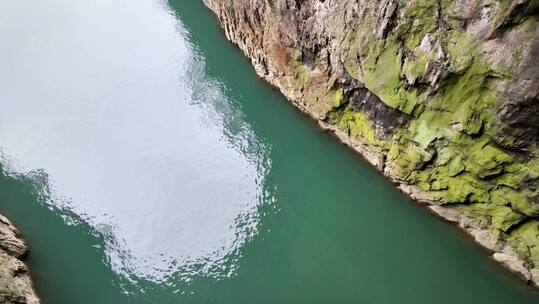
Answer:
[{"left": 0, "top": 0, "right": 538, "bottom": 303}]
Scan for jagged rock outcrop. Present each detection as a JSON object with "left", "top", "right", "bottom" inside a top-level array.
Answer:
[
  {"left": 0, "top": 215, "right": 40, "bottom": 304},
  {"left": 203, "top": 0, "right": 539, "bottom": 287}
]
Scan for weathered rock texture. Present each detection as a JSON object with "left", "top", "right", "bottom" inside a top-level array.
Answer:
[
  {"left": 0, "top": 215, "right": 40, "bottom": 304},
  {"left": 203, "top": 0, "right": 539, "bottom": 287}
]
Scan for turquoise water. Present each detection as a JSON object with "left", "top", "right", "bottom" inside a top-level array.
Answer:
[{"left": 0, "top": 0, "right": 538, "bottom": 303}]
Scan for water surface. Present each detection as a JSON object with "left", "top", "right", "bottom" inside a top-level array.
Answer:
[{"left": 0, "top": 0, "right": 538, "bottom": 303}]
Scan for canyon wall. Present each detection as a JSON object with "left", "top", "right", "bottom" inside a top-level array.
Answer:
[
  {"left": 202, "top": 0, "right": 539, "bottom": 287},
  {"left": 0, "top": 215, "right": 40, "bottom": 303}
]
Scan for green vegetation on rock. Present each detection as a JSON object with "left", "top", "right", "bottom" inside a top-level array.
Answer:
[{"left": 329, "top": 0, "right": 539, "bottom": 275}]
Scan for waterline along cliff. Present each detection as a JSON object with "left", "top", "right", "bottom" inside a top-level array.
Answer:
[{"left": 202, "top": 0, "right": 539, "bottom": 287}]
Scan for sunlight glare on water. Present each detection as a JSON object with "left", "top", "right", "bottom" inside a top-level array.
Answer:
[{"left": 0, "top": 0, "right": 269, "bottom": 283}]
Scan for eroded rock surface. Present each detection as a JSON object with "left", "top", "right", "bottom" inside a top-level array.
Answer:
[
  {"left": 0, "top": 215, "right": 40, "bottom": 304},
  {"left": 203, "top": 0, "right": 539, "bottom": 287}
]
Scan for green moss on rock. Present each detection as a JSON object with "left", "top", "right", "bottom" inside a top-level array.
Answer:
[
  {"left": 466, "top": 139, "right": 513, "bottom": 178},
  {"left": 459, "top": 203, "right": 525, "bottom": 232},
  {"left": 396, "top": 0, "right": 438, "bottom": 50},
  {"left": 402, "top": 55, "right": 429, "bottom": 84},
  {"left": 338, "top": 108, "right": 381, "bottom": 147},
  {"left": 362, "top": 44, "right": 404, "bottom": 109},
  {"left": 508, "top": 221, "right": 539, "bottom": 268},
  {"left": 332, "top": 88, "right": 345, "bottom": 108}
]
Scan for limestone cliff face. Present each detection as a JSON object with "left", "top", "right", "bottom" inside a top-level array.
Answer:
[
  {"left": 203, "top": 0, "right": 539, "bottom": 287},
  {"left": 0, "top": 215, "right": 40, "bottom": 304}
]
